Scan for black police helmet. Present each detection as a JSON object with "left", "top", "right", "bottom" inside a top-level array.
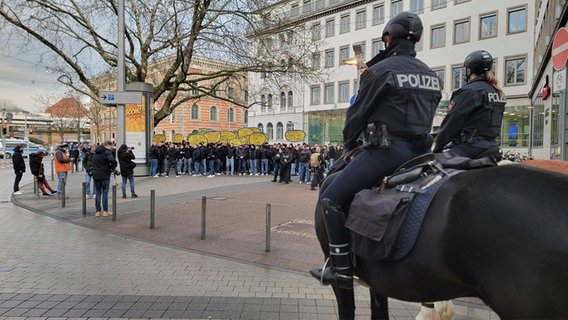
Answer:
[
  {"left": 464, "top": 50, "right": 493, "bottom": 74},
  {"left": 382, "top": 11, "right": 423, "bottom": 43}
]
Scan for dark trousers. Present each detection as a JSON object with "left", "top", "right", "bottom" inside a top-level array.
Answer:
[{"left": 14, "top": 171, "right": 23, "bottom": 192}]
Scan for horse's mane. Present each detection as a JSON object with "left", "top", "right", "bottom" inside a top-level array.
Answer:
[{"left": 521, "top": 160, "right": 568, "bottom": 175}]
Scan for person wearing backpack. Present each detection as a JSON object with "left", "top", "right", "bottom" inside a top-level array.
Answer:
[{"left": 310, "top": 146, "right": 325, "bottom": 190}]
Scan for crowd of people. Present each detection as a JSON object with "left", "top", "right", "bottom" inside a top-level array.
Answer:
[{"left": 147, "top": 141, "right": 342, "bottom": 190}]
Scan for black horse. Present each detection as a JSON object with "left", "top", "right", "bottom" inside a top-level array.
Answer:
[{"left": 315, "top": 163, "right": 568, "bottom": 319}]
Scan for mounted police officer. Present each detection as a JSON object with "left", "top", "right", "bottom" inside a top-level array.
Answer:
[
  {"left": 433, "top": 50, "right": 505, "bottom": 159},
  {"left": 309, "top": 12, "right": 442, "bottom": 289}
]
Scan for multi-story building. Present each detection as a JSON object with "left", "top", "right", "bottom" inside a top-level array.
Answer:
[
  {"left": 91, "top": 56, "right": 248, "bottom": 144},
  {"left": 529, "top": 0, "right": 568, "bottom": 160},
  {"left": 248, "top": 0, "right": 535, "bottom": 152}
]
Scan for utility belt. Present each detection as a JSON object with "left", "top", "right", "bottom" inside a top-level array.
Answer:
[
  {"left": 452, "top": 130, "right": 495, "bottom": 145},
  {"left": 363, "top": 123, "right": 391, "bottom": 149}
]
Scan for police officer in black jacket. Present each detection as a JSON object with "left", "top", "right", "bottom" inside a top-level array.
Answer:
[
  {"left": 309, "top": 12, "right": 442, "bottom": 289},
  {"left": 433, "top": 50, "right": 505, "bottom": 159}
]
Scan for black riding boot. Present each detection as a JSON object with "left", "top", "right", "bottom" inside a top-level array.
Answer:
[{"left": 309, "top": 198, "right": 353, "bottom": 289}]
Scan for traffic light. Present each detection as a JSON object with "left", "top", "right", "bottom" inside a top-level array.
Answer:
[
  {"left": 2, "top": 125, "right": 6, "bottom": 135},
  {"left": 28, "top": 128, "right": 33, "bottom": 134}
]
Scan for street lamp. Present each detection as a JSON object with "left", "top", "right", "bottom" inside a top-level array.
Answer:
[{"left": 342, "top": 44, "right": 367, "bottom": 93}]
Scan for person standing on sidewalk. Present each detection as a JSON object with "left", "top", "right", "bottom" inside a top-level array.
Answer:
[
  {"left": 82, "top": 144, "right": 96, "bottom": 199},
  {"left": 29, "top": 150, "right": 56, "bottom": 196},
  {"left": 54, "top": 143, "right": 75, "bottom": 199},
  {"left": 118, "top": 143, "right": 138, "bottom": 198},
  {"left": 12, "top": 144, "right": 25, "bottom": 195},
  {"left": 148, "top": 142, "right": 160, "bottom": 177},
  {"left": 92, "top": 140, "right": 117, "bottom": 217}
]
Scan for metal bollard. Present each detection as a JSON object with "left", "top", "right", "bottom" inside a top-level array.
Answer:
[
  {"left": 34, "top": 178, "right": 40, "bottom": 198},
  {"left": 265, "top": 203, "right": 271, "bottom": 252},
  {"left": 61, "top": 179, "right": 66, "bottom": 208},
  {"left": 112, "top": 184, "right": 117, "bottom": 221},
  {"left": 150, "top": 189, "right": 155, "bottom": 229},
  {"left": 51, "top": 158, "right": 54, "bottom": 181},
  {"left": 81, "top": 182, "right": 86, "bottom": 216},
  {"left": 200, "top": 196, "right": 206, "bottom": 240}
]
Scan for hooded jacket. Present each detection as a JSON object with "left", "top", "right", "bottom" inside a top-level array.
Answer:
[
  {"left": 118, "top": 144, "right": 136, "bottom": 177},
  {"left": 91, "top": 144, "right": 117, "bottom": 180},
  {"left": 12, "top": 146, "right": 25, "bottom": 173}
]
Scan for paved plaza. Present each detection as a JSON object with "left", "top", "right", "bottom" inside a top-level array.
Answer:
[{"left": 0, "top": 163, "right": 499, "bottom": 319}]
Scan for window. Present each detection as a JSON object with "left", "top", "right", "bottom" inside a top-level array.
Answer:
[
  {"left": 261, "top": 94, "right": 266, "bottom": 111},
  {"left": 286, "top": 121, "right": 294, "bottom": 132},
  {"left": 280, "top": 92, "right": 286, "bottom": 110},
  {"left": 287, "top": 91, "right": 293, "bottom": 109},
  {"left": 190, "top": 82, "right": 199, "bottom": 96},
  {"left": 244, "top": 110, "right": 248, "bottom": 124},
  {"left": 373, "top": 4, "right": 384, "bottom": 25},
  {"left": 303, "top": 0, "right": 313, "bottom": 13},
  {"left": 228, "top": 86, "right": 234, "bottom": 99},
  {"left": 267, "top": 123, "right": 274, "bottom": 140},
  {"left": 480, "top": 13, "right": 497, "bottom": 39},
  {"left": 325, "top": 49, "right": 335, "bottom": 68},
  {"left": 258, "top": 123, "right": 264, "bottom": 133},
  {"left": 267, "top": 94, "right": 273, "bottom": 109},
  {"left": 325, "top": 18, "right": 335, "bottom": 37},
  {"left": 311, "top": 23, "right": 321, "bottom": 40},
  {"left": 210, "top": 106, "right": 218, "bottom": 121},
  {"left": 505, "top": 56, "right": 526, "bottom": 85},
  {"left": 227, "top": 108, "right": 235, "bottom": 123},
  {"left": 312, "top": 52, "right": 321, "bottom": 69},
  {"left": 432, "top": 0, "right": 446, "bottom": 10},
  {"left": 169, "top": 108, "right": 175, "bottom": 123},
  {"left": 338, "top": 81, "right": 350, "bottom": 102},
  {"left": 455, "top": 0, "right": 470, "bottom": 3},
  {"left": 431, "top": 24, "right": 446, "bottom": 48},
  {"left": 372, "top": 38, "right": 384, "bottom": 56},
  {"left": 411, "top": 0, "right": 424, "bottom": 13},
  {"left": 356, "top": 10, "right": 366, "bottom": 30},
  {"left": 311, "top": 85, "right": 321, "bottom": 105},
  {"left": 432, "top": 68, "right": 445, "bottom": 91},
  {"left": 276, "top": 122, "right": 284, "bottom": 140},
  {"left": 508, "top": 7, "right": 526, "bottom": 34},
  {"left": 191, "top": 104, "right": 200, "bottom": 120},
  {"left": 452, "top": 66, "right": 466, "bottom": 90},
  {"left": 324, "top": 83, "right": 334, "bottom": 104},
  {"left": 340, "top": 14, "right": 350, "bottom": 34},
  {"left": 339, "top": 46, "right": 350, "bottom": 64},
  {"left": 357, "top": 41, "right": 367, "bottom": 61},
  {"left": 291, "top": 3, "right": 299, "bottom": 17},
  {"left": 391, "top": 0, "right": 403, "bottom": 16},
  {"left": 454, "top": 19, "right": 470, "bottom": 44}
]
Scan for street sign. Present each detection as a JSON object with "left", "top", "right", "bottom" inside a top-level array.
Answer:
[
  {"left": 99, "top": 91, "right": 142, "bottom": 105},
  {"left": 552, "top": 27, "right": 568, "bottom": 71}
]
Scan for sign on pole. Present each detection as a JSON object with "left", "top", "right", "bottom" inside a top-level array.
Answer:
[
  {"left": 99, "top": 91, "right": 142, "bottom": 105},
  {"left": 552, "top": 27, "right": 568, "bottom": 71}
]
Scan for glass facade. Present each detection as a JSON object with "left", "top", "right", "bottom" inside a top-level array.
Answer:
[{"left": 306, "top": 109, "right": 347, "bottom": 145}]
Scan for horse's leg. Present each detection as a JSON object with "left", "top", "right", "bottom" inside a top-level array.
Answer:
[
  {"left": 370, "top": 289, "right": 389, "bottom": 320},
  {"left": 415, "top": 303, "right": 441, "bottom": 320},
  {"left": 434, "top": 301, "right": 454, "bottom": 320},
  {"left": 333, "top": 286, "right": 355, "bottom": 320}
]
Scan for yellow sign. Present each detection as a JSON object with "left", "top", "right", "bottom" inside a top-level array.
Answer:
[
  {"left": 153, "top": 134, "right": 166, "bottom": 143},
  {"left": 249, "top": 132, "right": 268, "bottom": 145},
  {"left": 285, "top": 130, "right": 306, "bottom": 142},
  {"left": 126, "top": 96, "right": 146, "bottom": 132},
  {"left": 172, "top": 133, "right": 185, "bottom": 144},
  {"left": 188, "top": 134, "right": 208, "bottom": 146},
  {"left": 230, "top": 138, "right": 242, "bottom": 146},
  {"left": 251, "top": 127, "right": 261, "bottom": 133},
  {"left": 221, "top": 131, "right": 237, "bottom": 141},
  {"left": 237, "top": 127, "right": 253, "bottom": 137},
  {"left": 197, "top": 128, "right": 212, "bottom": 135},
  {"left": 204, "top": 131, "right": 221, "bottom": 143}
]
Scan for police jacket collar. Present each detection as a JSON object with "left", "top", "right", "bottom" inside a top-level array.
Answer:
[
  {"left": 366, "top": 39, "right": 416, "bottom": 67},
  {"left": 468, "top": 74, "right": 487, "bottom": 84}
]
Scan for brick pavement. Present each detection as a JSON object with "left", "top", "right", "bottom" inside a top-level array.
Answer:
[{"left": 5, "top": 168, "right": 499, "bottom": 319}]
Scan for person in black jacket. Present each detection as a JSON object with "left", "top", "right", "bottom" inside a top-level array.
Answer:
[
  {"left": 148, "top": 142, "right": 160, "bottom": 177},
  {"left": 165, "top": 143, "right": 180, "bottom": 177},
  {"left": 29, "top": 151, "right": 55, "bottom": 196},
  {"left": 433, "top": 50, "right": 505, "bottom": 160},
  {"left": 309, "top": 12, "right": 442, "bottom": 289},
  {"left": 118, "top": 144, "right": 138, "bottom": 198},
  {"left": 91, "top": 140, "right": 117, "bottom": 217},
  {"left": 12, "top": 144, "right": 26, "bottom": 195}
]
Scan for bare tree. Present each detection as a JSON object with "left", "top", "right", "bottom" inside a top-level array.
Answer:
[
  {"left": 0, "top": 99, "right": 19, "bottom": 111},
  {"left": 0, "top": 0, "right": 320, "bottom": 126}
]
